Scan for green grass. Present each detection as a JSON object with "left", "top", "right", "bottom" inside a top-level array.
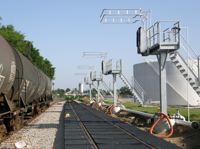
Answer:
[{"left": 103, "top": 101, "right": 200, "bottom": 123}]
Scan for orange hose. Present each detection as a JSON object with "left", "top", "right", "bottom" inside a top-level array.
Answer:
[
  {"left": 105, "top": 106, "right": 111, "bottom": 114},
  {"left": 109, "top": 105, "right": 116, "bottom": 116},
  {"left": 92, "top": 102, "right": 98, "bottom": 108},
  {"left": 86, "top": 100, "right": 90, "bottom": 105},
  {"left": 150, "top": 113, "right": 173, "bottom": 138},
  {"left": 94, "top": 101, "right": 102, "bottom": 109}
]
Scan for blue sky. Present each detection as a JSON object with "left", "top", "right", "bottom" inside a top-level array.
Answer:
[{"left": 0, "top": 0, "right": 199, "bottom": 91}]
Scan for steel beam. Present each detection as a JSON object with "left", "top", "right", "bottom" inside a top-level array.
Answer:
[
  {"left": 113, "top": 74, "right": 117, "bottom": 106},
  {"left": 89, "top": 84, "right": 91, "bottom": 101},
  {"left": 97, "top": 81, "right": 100, "bottom": 102},
  {"left": 157, "top": 51, "right": 168, "bottom": 115}
]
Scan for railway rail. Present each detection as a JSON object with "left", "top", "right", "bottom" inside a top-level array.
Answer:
[{"left": 65, "top": 100, "right": 181, "bottom": 149}]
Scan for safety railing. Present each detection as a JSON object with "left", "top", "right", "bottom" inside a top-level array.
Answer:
[
  {"left": 121, "top": 63, "right": 146, "bottom": 101},
  {"left": 84, "top": 76, "right": 89, "bottom": 84},
  {"left": 92, "top": 71, "right": 102, "bottom": 80},
  {"left": 106, "top": 59, "right": 121, "bottom": 72},
  {"left": 146, "top": 21, "right": 180, "bottom": 50},
  {"left": 174, "top": 33, "right": 199, "bottom": 78}
]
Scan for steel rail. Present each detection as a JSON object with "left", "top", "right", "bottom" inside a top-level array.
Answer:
[
  {"left": 69, "top": 103, "right": 98, "bottom": 149},
  {"left": 77, "top": 102, "right": 155, "bottom": 149}
]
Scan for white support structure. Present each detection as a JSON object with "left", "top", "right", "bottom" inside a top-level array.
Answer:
[
  {"left": 113, "top": 74, "right": 117, "bottom": 106},
  {"left": 84, "top": 76, "right": 92, "bottom": 101},
  {"left": 100, "top": 8, "right": 182, "bottom": 114}
]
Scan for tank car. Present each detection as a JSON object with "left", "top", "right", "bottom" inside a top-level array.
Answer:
[{"left": 0, "top": 35, "right": 53, "bottom": 138}]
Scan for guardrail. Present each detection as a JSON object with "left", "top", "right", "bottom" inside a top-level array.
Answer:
[
  {"left": 121, "top": 62, "right": 146, "bottom": 101},
  {"left": 106, "top": 59, "right": 121, "bottom": 72},
  {"left": 147, "top": 21, "right": 180, "bottom": 50}
]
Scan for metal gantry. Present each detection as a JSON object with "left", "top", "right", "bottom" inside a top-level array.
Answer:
[
  {"left": 83, "top": 52, "right": 109, "bottom": 102},
  {"left": 100, "top": 8, "right": 181, "bottom": 114}
]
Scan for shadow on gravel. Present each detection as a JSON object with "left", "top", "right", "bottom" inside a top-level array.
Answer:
[{"left": 53, "top": 102, "right": 65, "bottom": 149}]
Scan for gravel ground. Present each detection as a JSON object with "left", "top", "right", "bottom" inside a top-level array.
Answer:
[{"left": 0, "top": 101, "right": 66, "bottom": 149}]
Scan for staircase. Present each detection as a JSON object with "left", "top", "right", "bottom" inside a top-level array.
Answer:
[
  {"left": 170, "top": 52, "right": 200, "bottom": 95},
  {"left": 92, "top": 83, "right": 106, "bottom": 101},
  {"left": 169, "top": 32, "right": 200, "bottom": 96},
  {"left": 119, "top": 63, "right": 145, "bottom": 105}
]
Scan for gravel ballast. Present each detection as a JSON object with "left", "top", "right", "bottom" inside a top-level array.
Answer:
[{"left": 0, "top": 101, "right": 66, "bottom": 149}]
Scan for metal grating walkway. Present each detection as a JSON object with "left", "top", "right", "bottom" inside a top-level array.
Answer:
[{"left": 64, "top": 101, "right": 181, "bottom": 149}]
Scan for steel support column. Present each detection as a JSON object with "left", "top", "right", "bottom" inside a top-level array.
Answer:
[
  {"left": 157, "top": 51, "right": 168, "bottom": 115},
  {"left": 113, "top": 74, "right": 117, "bottom": 106},
  {"left": 97, "top": 81, "right": 100, "bottom": 102},
  {"left": 89, "top": 84, "right": 92, "bottom": 101}
]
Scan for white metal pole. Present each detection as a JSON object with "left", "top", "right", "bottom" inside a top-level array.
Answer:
[
  {"left": 89, "top": 84, "right": 91, "bottom": 101},
  {"left": 186, "top": 28, "right": 190, "bottom": 122},
  {"left": 97, "top": 81, "right": 100, "bottom": 102},
  {"left": 113, "top": 74, "right": 117, "bottom": 106}
]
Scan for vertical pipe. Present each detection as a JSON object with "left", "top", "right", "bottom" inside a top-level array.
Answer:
[
  {"left": 186, "top": 28, "right": 190, "bottom": 122},
  {"left": 113, "top": 74, "right": 117, "bottom": 106},
  {"left": 89, "top": 84, "right": 91, "bottom": 101},
  {"left": 97, "top": 81, "right": 99, "bottom": 102},
  {"left": 158, "top": 52, "right": 167, "bottom": 115},
  {"left": 157, "top": 22, "right": 160, "bottom": 44}
]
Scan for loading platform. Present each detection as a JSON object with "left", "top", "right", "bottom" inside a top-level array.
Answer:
[{"left": 64, "top": 101, "right": 181, "bottom": 149}]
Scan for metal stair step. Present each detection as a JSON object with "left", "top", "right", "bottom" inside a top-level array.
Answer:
[
  {"left": 176, "top": 64, "right": 182, "bottom": 69},
  {"left": 169, "top": 55, "right": 176, "bottom": 60},
  {"left": 179, "top": 68, "right": 185, "bottom": 73},
  {"left": 193, "top": 86, "right": 199, "bottom": 90},
  {"left": 189, "top": 82, "right": 196, "bottom": 86}
]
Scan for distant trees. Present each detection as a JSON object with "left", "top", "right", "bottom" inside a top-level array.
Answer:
[
  {"left": 91, "top": 88, "right": 97, "bottom": 96},
  {"left": 0, "top": 17, "right": 55, "bottom": 80},
  {"left": 118, "top": 86, "right": 133, "bottom": 96},
  {"left": 66, "top": 88, "right": 71, "bottom": 92}
]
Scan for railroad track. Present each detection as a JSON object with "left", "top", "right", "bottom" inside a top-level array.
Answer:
[{"left": 65, "top": 100, "right": 181, "bottom": 149}]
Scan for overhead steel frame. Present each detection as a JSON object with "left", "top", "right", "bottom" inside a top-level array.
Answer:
[
  {"left": 100, "top": 9, "right": 150, "bottom": 107},
  {"left": 100, "top": 9, "right": 181, "bottom": 115},
  {"left": 83, "top": 52, "right": 109, "bottom": 102}
]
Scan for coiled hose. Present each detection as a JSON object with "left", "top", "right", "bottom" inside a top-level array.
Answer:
[
  {"left": 92, "top": 101, "right": 102, "bottom": 109},
  {"left": 150, "top": 113, "right": 173, "bottom": 138}
]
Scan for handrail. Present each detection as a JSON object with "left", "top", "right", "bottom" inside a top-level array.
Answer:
[
  {"left": 171, "top": 31, "right": 199, "bottom": 81},
  {"left": 122, "top": 63, "right": 146, "bottom": 94},
  {"left": 147, "top": 21, "right": 180, "bottom": 51},
  {"left": 180, "top": 34, "right": 198, "bottom": 57},
  {"left": 120, "top": 63, "right": 145, "bottom": 102}
]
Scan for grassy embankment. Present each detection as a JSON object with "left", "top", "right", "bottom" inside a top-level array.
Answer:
[{"left": 78, "top": 98, "right": 200, "bottom": 123}]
